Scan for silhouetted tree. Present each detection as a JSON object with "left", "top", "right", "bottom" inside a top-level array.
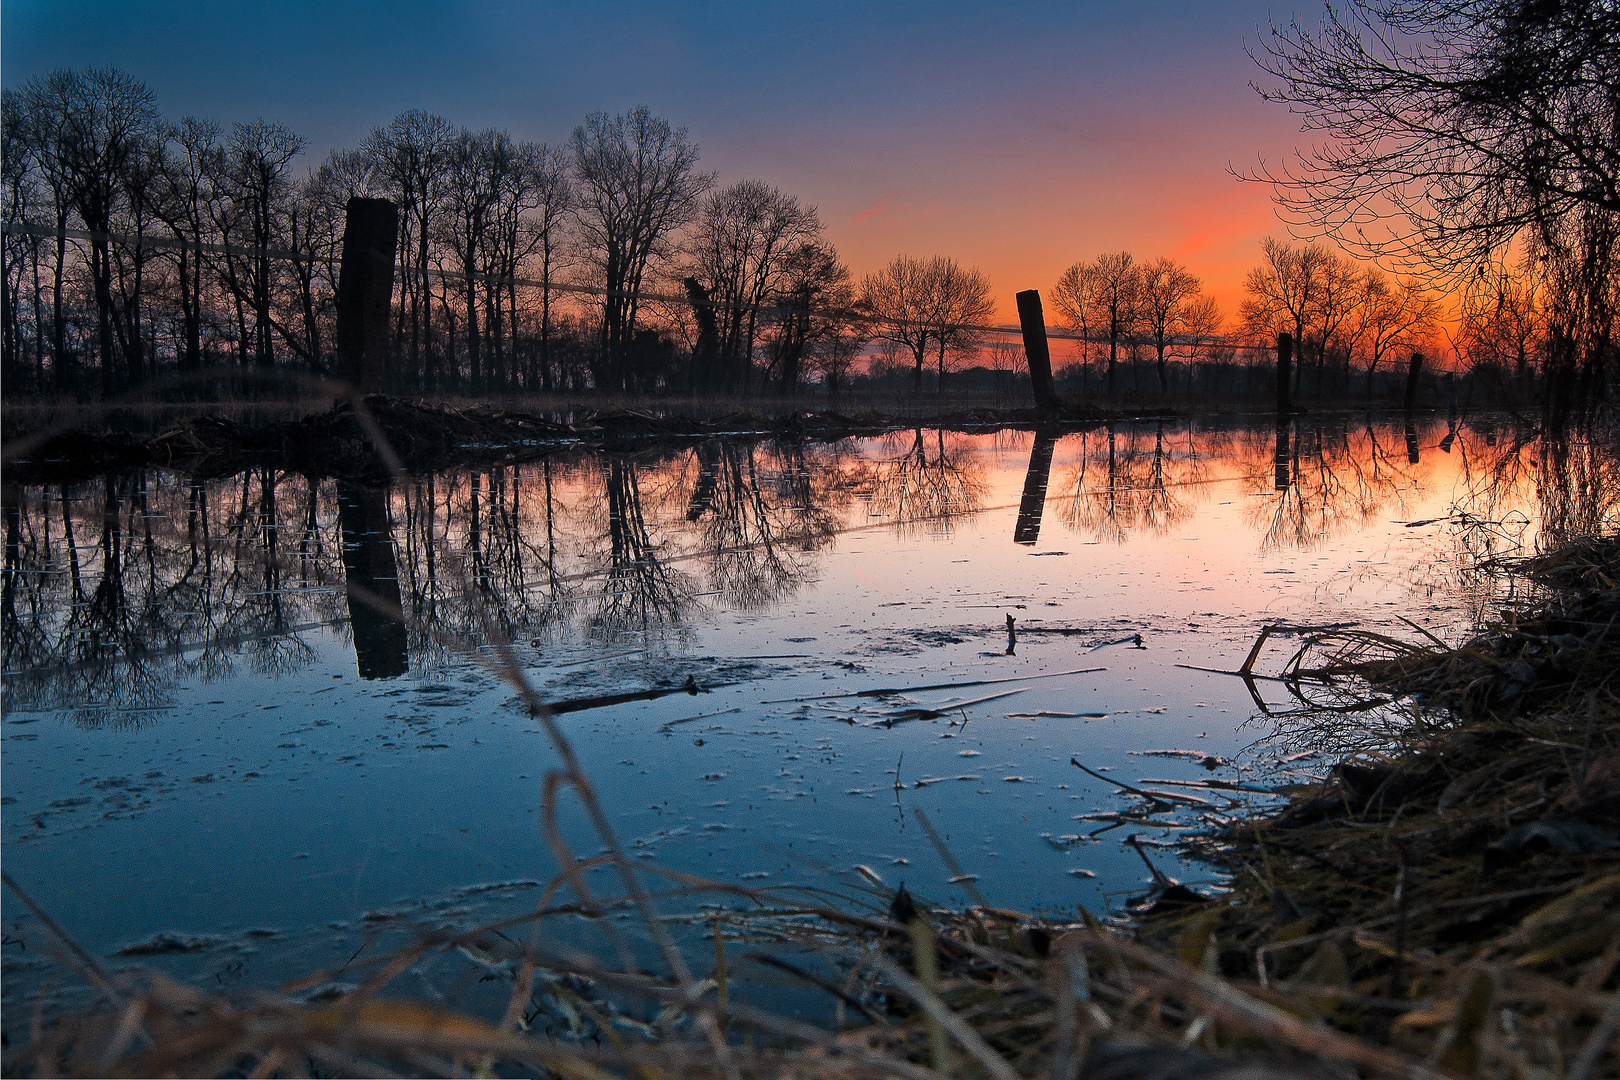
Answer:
[
  {"left": 1249, "top": 0, "right": 1619, "bottom": 411},
  {"left": 224, "top": 120, "right": 304, "bottom": 373},
  {"left": 1241, "top": 239, "right": 1328, "bottom": 393},
  {"left": 859, "top": 255, "right": 992, "bottom": 396},
  {"left": 1136, "top": 257, "right": 1204, "bottom": 393},
  {"left": 859, "top": 255, "right": 935, "bottom": 395},
  {"left": 17, "top": 66, "right": 159, "bottom": 393},
  {"left": 571, "top": 106, "right": 712, "bottom": 393},
  {"left": 1091, "top": 252, "right": 1141, "bottom": 394},
  {"left": 362, "top": 110, "right": 454, "bottom": 388},
  {"left": 684, "top": 179, "right": 822, "bottom": 392}
]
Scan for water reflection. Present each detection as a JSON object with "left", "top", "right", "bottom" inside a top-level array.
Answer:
[
  {"left": 674, "top": 441, "right": 847, "bottom": 612},
  {"left": 2, "top": 418, "right": 1614, "bottom": 718},
  {"left": 336, "top": 482, "right": 408, "bottom": 679},
  {"left": 1057, "top": 423, "right": 1194, "bottom": 543},
  {"left": 864, "top": 428, "right": 987, "bottom": 536},
  {"left": 1013, "top": 433, "right": 1057, "bottom": 545}
]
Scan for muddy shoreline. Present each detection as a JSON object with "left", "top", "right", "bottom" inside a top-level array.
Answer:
[{"left": 1, "top": 394, "right": 1172, "bottom": 486}]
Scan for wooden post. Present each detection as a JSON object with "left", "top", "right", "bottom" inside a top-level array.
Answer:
[
  {"left": 1016, "top": 290, "right": 1059, "bottom": 415},
  {"left": 1276, "top": 333, "right": 1293, "bottom": 414},
  {"left": 1403, "top": 352, "right": 1424, "bottom": 412},
  {"left": 335, "top": 197, "right": 399, "bottom": 393}
]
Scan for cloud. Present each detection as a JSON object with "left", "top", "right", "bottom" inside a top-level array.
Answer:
[{"left": 849, "top": 194, "right": 915, "bottom": 226}]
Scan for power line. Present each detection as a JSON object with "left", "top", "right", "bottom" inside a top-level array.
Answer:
[{"left": 2, "top": 220, "right": 1273, "bottom": 353}]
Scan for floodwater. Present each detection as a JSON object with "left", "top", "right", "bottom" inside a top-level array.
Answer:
[{"left": 2, "top": 414, "right": 1611, "bottom": 1020}]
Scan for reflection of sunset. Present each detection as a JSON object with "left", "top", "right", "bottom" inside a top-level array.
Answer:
[{"left": 8, "top": 418, "right": 1614, "bottom": 718}]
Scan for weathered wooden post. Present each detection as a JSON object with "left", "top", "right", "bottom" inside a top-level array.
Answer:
[
  {"left": 1016, "top": 290, "right": 1059, "bottom": 415},
  {"left": 1276, "top": 333, "right": 1293, "bottom": 414},
  {"left": 1403, "top": 352, "right": 1424, "bottom": 413},
  {"left": 335, "top": 197, "right": 399, "bottom": 393}
]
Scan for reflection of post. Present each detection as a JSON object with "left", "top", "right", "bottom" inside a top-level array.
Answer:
[
  {"left": 2, "top": 481, "right": 18, "bottom": 632},
  {"left": 1015, "top": 290, "right": 1059, "bottom": 414},
  {"left": 1274, "top": 418, "right": 1291, "bottom": 491},
  {"left": 1013, "top": 433, "right": 1058, "bottom": 545},
  {"left": 337, "top": 482, "right": 407, "bottom": 679},
  {"left": 1405, "top": 420, "right": 1421, "bottom": 465}
]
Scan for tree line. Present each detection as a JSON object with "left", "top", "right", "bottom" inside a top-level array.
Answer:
[
  {"left": 0, "top": 67, "right": 891, "bottom": 399},
  {"left": 7, "top": 18, "right": 1609, "bottom": 412},
  {"left": 1047, "top": 243, "right": 1442, "bottom": 402}
]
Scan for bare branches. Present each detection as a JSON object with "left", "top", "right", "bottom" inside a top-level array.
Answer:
[{"left": 858, "top": 255, "right": 993, "bottom": 397}]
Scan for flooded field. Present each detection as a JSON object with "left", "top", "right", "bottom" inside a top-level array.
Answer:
[{"left": 2, "top": 414, "right": 1610, "bottom": 1022}]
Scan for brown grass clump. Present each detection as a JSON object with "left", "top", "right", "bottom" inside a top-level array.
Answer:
[{"left": 1161, "top": 535, "right": 1620, "bottom": 1078}]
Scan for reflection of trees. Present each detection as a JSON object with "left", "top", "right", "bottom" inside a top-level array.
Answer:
[
  {"left": 674, "top": 440, "right": 845, "bottom": 609},
  {"left": 1452, "top": 420, "right": 1620, "bottom": 550},
  {"left": 1247, "top": 419, "right": 1430, "bottom": 553},
  {"left": 395, "top": 463, "right": 578, "bottom": 669},
  {"left": 0, "top": 471, "right": 342, "bottom": 726},
  {"left": 1058, "top": 423, "right": 1193, "bottom": 543},
  {"left": 863, "top": 428, "right": 987, "bottom": 536},
  {"left": 6, "top": 425, "right": 1618, "bottom": 722},
  {"left": 591, "top": 459, "right": 695, "bottom": 641}
]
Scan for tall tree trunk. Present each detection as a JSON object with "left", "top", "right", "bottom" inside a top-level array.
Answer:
[{"left": 51, "top": 213, "right": 67, "bottom": 390}]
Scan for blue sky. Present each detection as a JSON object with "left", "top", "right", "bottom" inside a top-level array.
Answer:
[{"left": 3, "top": 0, "right": 1308, "bottom": 315}]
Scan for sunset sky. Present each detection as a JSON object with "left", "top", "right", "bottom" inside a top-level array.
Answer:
[{"left": 4, "top": 0, "right": 1310, "bottom": 325}]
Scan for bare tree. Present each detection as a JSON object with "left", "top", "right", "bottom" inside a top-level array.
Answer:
[
  {"left": 155, "top": 117, "right": 222, "bottom": 377},
  {"left": 363, "top": 110, "right": 455, "bottom": 389},
  {"left": 859, "top": 254, "right": 992, "bottom": 396},
  {"left": 1052, "top": 260, "right": 1101, "bottom": 394},
  {"left": 1248, "top": 0, "right": 1619, "bottom": 410},
  {"left": 523, "top": 143, "right": 573, "bottom": 391},
  {"left": 924, "top": 258, "right": 993, "bottom": 394},
  {"left": 765, "top": 240, "right": 858, "bottom": 394},
  {"left": 222, "top": 120, "right": 305, "bottom": 373},
  {"left": 571, "top": 106, "right": 712, "bottom": 392},
  {"left": 1347, "top": 269, "right": 1437, "bottom": 397},
  {"left": 1091, "top": 252, "right": 1141, "bottom": 394},
  {"left": 17, "top": 66, "right": 159, "bottom": 393},
  {"left": 1250, "top": 0, "right": 1618, "bottom": 271},
  {"left": 2, "top": 90, "right": 41, "bottom": 389},
  {"left": 1180, "top": 294, "right": 1225, "bottom": 388},
  {"left": 1456, "top": 261, "right": 1542, "bottom": 387},
  {"left": 1310, "top": 250, "right": 1362, "bottom": 393},
  {"left": 1136, "top": 256, "right": 1203, "bottom": 393},
  {"left": 439, "top": 127, "right": 504, "bottom": 390},
  {"left": 684, "top": 179, "right": 822, "bottom": 392},
  {"left": 1240, "top": 238, "right": 1328, "bottom": 392},
  {"left": 859, "top": 255, "right": 935, "bottom": 395}
]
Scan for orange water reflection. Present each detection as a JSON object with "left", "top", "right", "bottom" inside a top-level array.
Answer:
[{"left": 3, "top": 416, "right": 1615, "bottom": 719}]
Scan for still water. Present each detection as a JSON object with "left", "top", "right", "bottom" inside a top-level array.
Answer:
[{"left": 2, "top": 415, "right": 1609, "bottom": 1016}]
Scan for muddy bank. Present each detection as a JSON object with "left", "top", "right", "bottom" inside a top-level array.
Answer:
[
  {"left": 1, "top": 394, "right": 1162, "bottom": 485},
  {"left": 1137, "top": 535, "right": 1620, "bottom": 1076}
]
